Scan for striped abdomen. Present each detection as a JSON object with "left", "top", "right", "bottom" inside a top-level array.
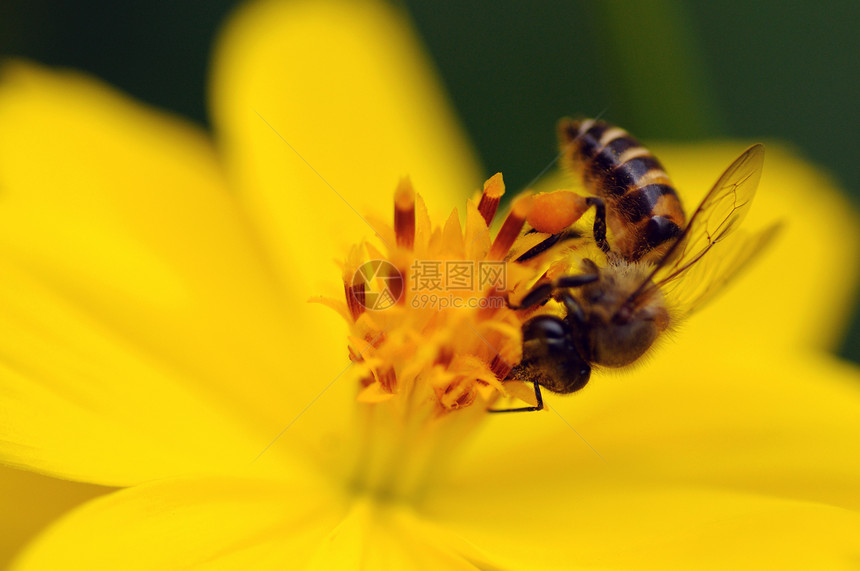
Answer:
[{"left": 559, "top": 118, "right": 686, "bottom": 262}]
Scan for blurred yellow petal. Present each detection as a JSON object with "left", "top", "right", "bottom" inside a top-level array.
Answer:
[
  {"left": 0, "top": 334, "right": 257, "bottom": 485},
  {"left": 307, "top": 499, "right": 500, "bottom": 569},
  {"left": 463, "top": 348, "right": 860, "bottom": 507},
  {"left": 428, "top": 483, "right": 860, "bottom": 569},
  {"left": 443, "top": 343, "right": 860, "bottom": 566},
  {"left": 211, "top": 0, "right": 483, "bottom": 293},
  {"left": 0, "top": 467, "right": 108, "bottom": 569},
  {"left": 0, "top": 63, "right": 309, "bottom": 483},
  {"left": 12, "top": 474, "right": 345, "bottom": 570},
  {"left": 13, "top": 479, "right": 503, "bottom": 570}
]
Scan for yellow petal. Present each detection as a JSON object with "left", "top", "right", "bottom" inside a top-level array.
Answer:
[
  {"left": 443, "top": 350, "right": 860, "bottom": 569},
  {"left": 11, "top": 474, "right": 345, "bottom": 570},
  {"left": 469, "top": 347, "right": 860, "bottom": 503},
  {"left": 14, "top": 475, "right": 506, "bottom": 570},
  {"left": 0, "top": 467, "right": 108, "bottom": 569},
  {"left": 306, "top": 499, "right": 501, "bottom": 570},
  {"left": 428, "top": 483, "right": 860, "bottom": 569},
  {"left": 0, "top": 305, "right": 263, "bottom": 485},
  {"left": 0, "top": 63, "right": 314, "bottom": 483},
  {"left": 582, "top": 349, "right": 860, "bottom": 508},
  {"left": 211, "top": 0, "right": 483, "bottom": 294}
]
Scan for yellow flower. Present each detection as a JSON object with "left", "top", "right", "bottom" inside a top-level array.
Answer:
[{"left": 2, "top": 0, "right": 860, "bottom": 568}]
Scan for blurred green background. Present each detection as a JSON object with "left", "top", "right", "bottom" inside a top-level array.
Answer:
[{"left": 1, "top": 0, "right": 858, "bottom": 362}]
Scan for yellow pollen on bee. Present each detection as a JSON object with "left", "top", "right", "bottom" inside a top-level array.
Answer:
[{"left": 527, "top": 190, "right": 589, "bottom": 234}]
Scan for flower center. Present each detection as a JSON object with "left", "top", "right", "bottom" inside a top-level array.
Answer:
[{"left": 320, "top": 174, "right": 576, "bottom": 499}]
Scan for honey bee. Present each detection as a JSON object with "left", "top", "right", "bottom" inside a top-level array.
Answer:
[{"left": 492, "top": 118, "right": 779, "bottom": 412}]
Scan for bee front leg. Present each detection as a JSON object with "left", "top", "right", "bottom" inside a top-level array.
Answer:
[
  {"left": 559, "top": 290, "right": 587, "bottom": 326},
  {"left": 558, "top": 291, "right": 592, "bottom": 368}
]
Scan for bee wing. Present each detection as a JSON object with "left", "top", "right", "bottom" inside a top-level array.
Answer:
[
  {"left": 660, "top": 222, "right": 782, "bottom": 315},
  {"left": 627, "top": 144, "right": 766, "bottom": 307}
]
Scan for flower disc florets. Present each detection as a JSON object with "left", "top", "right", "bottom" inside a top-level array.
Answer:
[{"left": 322, "top": 174, "right": 583, "bottom": 418}]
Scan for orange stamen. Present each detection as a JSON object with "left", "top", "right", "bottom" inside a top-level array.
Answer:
[
  {"left": 394, "top": 178, "right": 416, "bottom": 249},
  {"left": 478, "top": 172, "right": 505, "bottom": 226},
  {"left": 490, "top": 354, "right": 513, "bottom": 381},
  {"left": 377, "top": 368, "right": 397, "bottom": 393},
  {"left": 345, "top": 281, "right": 365, "bottom": 321},
  {"left": 435, "top": 347, "right": 454, "bottom": 367},
  {"left": 489, "top": 194, "right": 533, "bottom": 259}
]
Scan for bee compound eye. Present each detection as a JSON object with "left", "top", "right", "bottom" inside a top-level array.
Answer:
[
  {"left": 558, "top": 359, "right": 591, "bottom": 393},
  {"left": 522, "top": 315, "right": 569, "bottom": 342}
]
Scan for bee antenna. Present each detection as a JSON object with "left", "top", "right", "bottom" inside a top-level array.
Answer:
[
  {"left": 520, "top": 150, "right": 564, "bottom": 193},
  {"left": 592, "top": 105, "right": 611, "bottom": 123}
]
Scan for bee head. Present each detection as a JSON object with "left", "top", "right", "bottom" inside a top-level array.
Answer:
[{"left": 518, "top": 315, "right": 591, "bottom": 393}]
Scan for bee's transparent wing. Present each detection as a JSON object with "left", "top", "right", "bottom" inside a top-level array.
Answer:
[
  {"left": 660, "top": 222, "right": 781, "bottom": 315},
  {"left": 627, "top": 144, "right": 767, "bottom": 307}
]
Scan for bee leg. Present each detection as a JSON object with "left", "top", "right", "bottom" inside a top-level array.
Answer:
[
  {"left": 559, "top": 291, "right": 586, "bottom": 325},
  {"left": 509, "top": 274, "right": 599, "bottom": 310},
  {"left": 507, "top": 282, "right": 554, "bottom": 310},
  {"left": 585, "top": 197, "right": 610, "bottom": 254},
  {"left": 515, "top": 229, "right": 582, "bottom": 262},
  {"left": 555, "top": 274, "right": 599, "bottom": 289},
  {"left": 559, "top": 291, "right": 592, "bottom": 360},
  {"left": 487, "top": 381, "right": 544, "bottom": 413}
]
